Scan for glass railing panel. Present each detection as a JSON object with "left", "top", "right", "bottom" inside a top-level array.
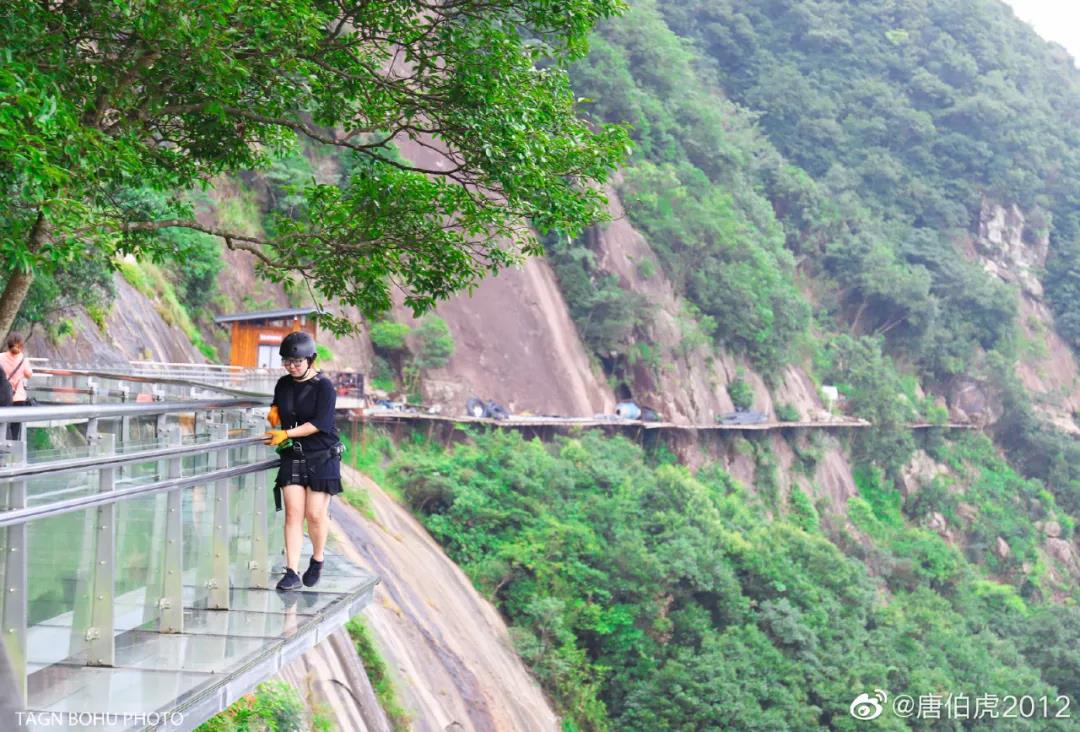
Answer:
[
  {"left": 24, "top": 474, "right": 98, "bottom": 508},
  {"left": 25, "top": 442, "right": 94, "bottom": 466},
  {"left": 183, "top": 485, "right": 215, "bottom": 611},
  {"left": 228, "top": 471, "right": 253, "bottom": 589},
  {"left": 25, "top": 507, "right": 97, "bottom": 667},
  {"left": 264, "top": 470, "right": 284, "bottom": 567}
]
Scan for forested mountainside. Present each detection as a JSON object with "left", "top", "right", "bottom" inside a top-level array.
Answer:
[
  {"left": 380, "top": 1, "right": 1080, "bottom": 729},
  {"left": 11, "top": 1, "right": 1080, "bottom": 730},
  {"left": 555, "top": 0, "right": 1080, "bottom": 510}
]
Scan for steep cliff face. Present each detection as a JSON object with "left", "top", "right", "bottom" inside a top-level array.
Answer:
[
  {"left": 390, "top": 137, "right": 615, "bottom": 417},
  {"left": 970, "top": 199, "right": 1080, "bottom": 433},
  {"left": 590, "top": 185, "right": 829, "bottom": 425},
  {"left": 333, "top": 466, "right": 560, "bottom": 731},
  {"left": 276, "top": 628, "right": 393, "bottom": 732},
  {"left": 29, "top": 274, "right": 204, "bottom": 366},
  {"left": 397, "top": 258, "right": 615, "bottom": 416},
  {"left": 584, "top": 184, "right": 858, "bottom": 516}
]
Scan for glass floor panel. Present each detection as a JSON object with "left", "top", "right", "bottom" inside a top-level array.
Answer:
[
  {"left": 152, "top": 607, "right": 306, "bottom": 640},
  {"left": 188, "top": 586, "right": 341, "bottom": 616},
  {"left": 269, "top": 552, "right": 370, "bottom": 578},
  {"left": 28, "top": 665, "right": 213, "bottom": 719},
  {"left": 23, "top": 547, "right": 378, "bottom": 731},
  {"left": 269, "top": 572, "right": 368, "bottom": 594},
  {"left": 111, "top": 632, "right": 271, "bottom": 673}
]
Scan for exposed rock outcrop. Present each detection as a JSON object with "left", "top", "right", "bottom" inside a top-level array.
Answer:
[
  {"left": 390, "top": 136, "right": 615, "bottom": 417},
  {"left": 968, "top": 199, "right": 1080, "bottom": 432},
  {"left": 589, "top": 184, "right": 833, "bottom": 426},
  {"left": 975, "top": 199, "right": 1049, "bottom": 297},
  {"left": 29, "top": 274, "right": 204, "bottom": 366},
  {"left": 277, "top": 628, "right": 393, "bottom": 732},
  {"left": 331, "top": 465, "right": 560, "bottom": 731}
]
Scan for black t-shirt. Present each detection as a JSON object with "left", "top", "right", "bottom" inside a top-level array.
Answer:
[{"left": 272, "top": 373, "right": 338, "bottom": 452}]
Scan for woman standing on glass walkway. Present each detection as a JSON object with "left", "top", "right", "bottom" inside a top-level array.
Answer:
[{"left": 263, "top": 331, "right": 345, "bottom": 591}]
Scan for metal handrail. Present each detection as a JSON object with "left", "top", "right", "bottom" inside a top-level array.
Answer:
[
  {"left": 130, "top": 360, "right": 244, "bottom": 372},
  {"left": 0, "top": 397, "right": 269, "bottom": 422},
  {"left": 0, "top": 434, "right": 269, "bottom": 480},
  {"left": 0, "top": 457, "right": 279, "bottom": 528},
  {"left": 32, "top": 367, "right": 275, "bottom": 399}
]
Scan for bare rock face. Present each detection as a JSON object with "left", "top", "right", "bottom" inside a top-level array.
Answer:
[
  {"left": 928, "top": 512, "right": 948, "bottom": 534},
  {"left": 900, "top": 449, "right": 949, "bottom": 498},
  {"left": 813, "top": 444, "right": 858, "bottom": 514},
  {"left": 957, "top": 502, "right": 978, "bottom": 523},
  {"left": 947, "top": 376, "right": 1001, "bottom": 427},
  {"left": 393, "top": 256, "right": 615, "bottom": 417},
  {"left": 975, "top": 199, "right": 1049, "bottom": 298},
  {"left": 333, "top": 468, "right": 561, "bottom": 732},
  {"left": 969, "top": 199, "right": 1080, "bottom": 430},
  {"left": 1015, "top": 296, "right": 1080, "bottom": 433},
  {"left": 29, "top": 274, "right": 204, "bottom": 366},
  {"left": 587, "top": 183, "right": 826, "bottom": 425},
  {"left": 588, "top": 183, "right": 733, "bottom": 423},
  {"left": 276, "top": 629, "right": 393, "bottom": 732},
  {"left": 995, "top": 536, "right": 1011, "bottom": 560},
  {"left": 1044, "top": 538, "right": 1080, "bottom": 580},
  {"left": 389, "top": 137, "right": 615, "bottom": 418}
]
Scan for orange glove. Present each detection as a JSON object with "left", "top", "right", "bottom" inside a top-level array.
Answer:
[
  {"left": 267, "top": 405, "right": 281, "bottom": 427},
  {"left": 264, "top": 429, "right": 289, "bottom": 446}
]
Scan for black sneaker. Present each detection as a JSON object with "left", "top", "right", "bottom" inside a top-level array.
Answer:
[
  {"left": 302, "top": 557, "right": 323, "bottom": 587},
  {"left": 276, "top": 567, "right": 302, "bottom": 591}
]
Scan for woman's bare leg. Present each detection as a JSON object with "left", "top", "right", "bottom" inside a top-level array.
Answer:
[
  {"left": 282, "top": 484, "right": 307, "bottom": 570},
  {"left": 304, "top": 489, "right": 332, "bottom": 562}
]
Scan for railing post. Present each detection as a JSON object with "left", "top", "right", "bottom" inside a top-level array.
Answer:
[
  {"left": 1, "top": 439, "right": 27, "bottom": 706},
  {"left": 141, "top": 409, "right": 170, "bottom": 628},
  {"left": 86, "top": 434, "right": 115, "bottom": 667},
  {"left": 245, "top": 419, "right": 270, "bottom": 589},
  {"left": 207, "top": 423, "right": 231, "bottom": 610},
  {"left": 118, "top": 387, "right": 131, "bottom": 450},
  {"left": 160, "top": 425, "right": 183, "bottom": 633}
]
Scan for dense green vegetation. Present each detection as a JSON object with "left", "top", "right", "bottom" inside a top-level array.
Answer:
[
  {"left": 563, "top": 0, "right": 1063, "bottom": 384},
  {"left": 367, "top": 316, "right": 456, "bottom": 399},
  {"left": 652, "top": 0, "right": 1078, "bottom": 373},
  {"left": 346, "top": 617, "right": 411, "bottom": 731},
  {"left": 561, "top": 2, "right": 813, "bottom": 373},
  {"left": 657, "top": 0, "right": 1078, "bottom": 318},
  {"left": 378, "top": 429, "right": 1078, "bottom": 731},
  {"left": 1, "top": 0, "right": 629, "bottom": 339},
  {"left": 196, "top": 680, "right": 330, "bottom": 732}
]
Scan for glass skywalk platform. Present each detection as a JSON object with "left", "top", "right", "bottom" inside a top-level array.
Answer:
[
  {"left": 24, "top": 550, "right": 376, "bottom": 731},
  {"left": 0, "top": 399, "right": 378, "bottom": 731}
]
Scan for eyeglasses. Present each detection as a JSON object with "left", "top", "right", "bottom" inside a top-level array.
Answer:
[{"left": 281, "top": 358, "right": 307, "bottom": 367}]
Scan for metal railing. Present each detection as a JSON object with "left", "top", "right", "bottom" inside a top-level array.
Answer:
[
  {"left": 26, "top": 359, "right": 280, "bottom": 397},
  {"left": 0, "top": 398, "right": 278, "bottom": 707}
]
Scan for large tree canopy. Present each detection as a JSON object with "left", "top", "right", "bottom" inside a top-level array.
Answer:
[{"left": 1, "top": 0, "right": 630, "bottom": 336}]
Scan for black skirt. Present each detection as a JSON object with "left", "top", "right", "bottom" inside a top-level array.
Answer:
[{"left": 274, "top": 454, "right": 343, "bottom": 494}]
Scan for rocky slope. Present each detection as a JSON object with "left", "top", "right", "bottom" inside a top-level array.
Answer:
[
  {"left": 971, "top": 199, "right": 1080, "bottom": 434},
  {"left": 28, "top": 273, "right": 204, "bottom": 366},
  {"left": 329, "top": 465, "right": 560, "bottom": 731},
  {"left": 389, "top": 137, "right": 615, "bottom": 418},
  {"left": 585, "top": 184, "right": 857, "bottom": 513},
  {"left": 277, "top": 627, "right": 393, "bottom": 732}
]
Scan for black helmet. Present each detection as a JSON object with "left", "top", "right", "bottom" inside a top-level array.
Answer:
[{"left": 280, "top": 331, "right": 317, "bottom": 360}]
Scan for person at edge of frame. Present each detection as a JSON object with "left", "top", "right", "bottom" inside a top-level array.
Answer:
[
  {"left": 0, "top": 332, "right": 33, "bottom": 441},
  {"left": 263, "top": 331, "right": 344, "bottom": 591}
]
